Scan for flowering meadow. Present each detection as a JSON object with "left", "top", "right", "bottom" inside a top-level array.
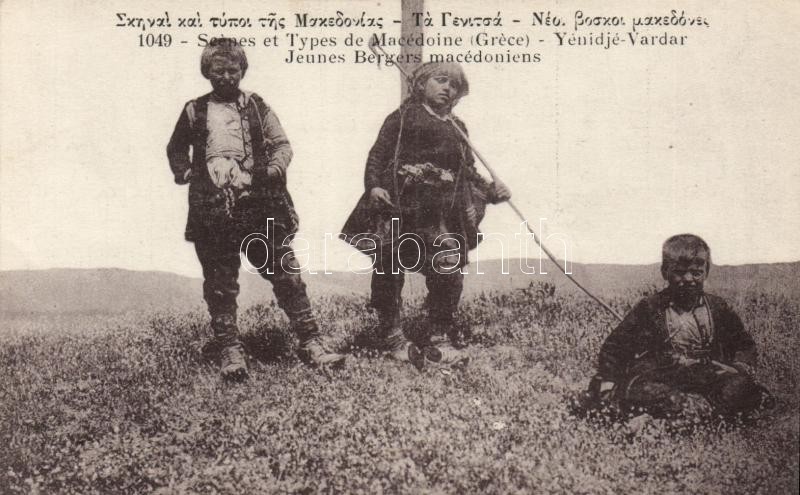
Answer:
[{"left": 1, "top": 281, "right": 798, "bottom": 493}]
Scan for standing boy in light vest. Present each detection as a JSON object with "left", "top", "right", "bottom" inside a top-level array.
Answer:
[{"left": 167, "top": 39, "right": 345, "bottom": 380}]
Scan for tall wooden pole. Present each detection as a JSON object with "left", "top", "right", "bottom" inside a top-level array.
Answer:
[
  {"left": 399, "top": 0, "right": 422, "bottom": 294},
  {"left": 400, "top": 0, "right": 423, "bottom": 98}
]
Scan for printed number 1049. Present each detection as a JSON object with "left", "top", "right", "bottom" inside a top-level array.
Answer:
[{"left": 138, "top": 33, "right": 172, "bottom": 47}]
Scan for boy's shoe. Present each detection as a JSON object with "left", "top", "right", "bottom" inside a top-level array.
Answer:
[
  {"left": 423, "top": 344, "right": 469, "bottom": 370},
  {"left": 298, "top": 338, "right": 347, "bottom": 368},
  {"left": 426, "top": 316, "right": 467, "bottom": 350},
  {"left": 219, "top": 343, "right": 248, "bottom": 382},
  {"left": 387, "top": 340, "right": 425, "bottom": 371},
  {"left": 381, "top": 326, "right": 424, "bottom": 370},
  {"left": 376, "top": 314, "right": 425, "bottom": 371}
]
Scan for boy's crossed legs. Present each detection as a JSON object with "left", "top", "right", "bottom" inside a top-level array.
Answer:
[{"left": 624, "top": 363, "right": 764, "bottom": 419}]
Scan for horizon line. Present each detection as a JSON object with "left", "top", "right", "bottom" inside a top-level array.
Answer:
[{"left": 2, "top": 258, "right": 799, "bottom": 276}]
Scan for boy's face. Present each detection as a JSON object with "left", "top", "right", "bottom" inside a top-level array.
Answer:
[
  {"left": 422, "top": 73, "right": 460, "bottom": 113},
  {"left": 208, "top": 56, "right": 243, "bottom": 100},
  {"left": 662, "top": 252, "right": 709, "bottom": 305}
]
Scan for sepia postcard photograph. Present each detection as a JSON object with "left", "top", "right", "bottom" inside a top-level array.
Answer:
[{"left": 1, "top": 0, "right": 798, "bottom": 492}]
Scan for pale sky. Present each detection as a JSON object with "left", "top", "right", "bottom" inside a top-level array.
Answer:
[{"left": 2, "top": 0, "right": 799, "bottom": 277}]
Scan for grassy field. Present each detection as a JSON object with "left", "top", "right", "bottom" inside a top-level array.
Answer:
[{"left": 1, "top": 281, "right": 798, "bottom": 493}]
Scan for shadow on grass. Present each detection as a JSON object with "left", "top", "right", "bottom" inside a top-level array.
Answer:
[
  {"left": 240, "top": 329, "right": 293, "bottom": 364},
  {"left": 348, "top": 312, "right": 435, "bottom": 351},
  {"left": 348, "top": 313, "right": 495, "bottom": 352},
  {"left": 350, "top": 325, "right": 385, "bottom": 353},
  {"left": 201, "top": 327, "right": 294, "bottom": 364}
]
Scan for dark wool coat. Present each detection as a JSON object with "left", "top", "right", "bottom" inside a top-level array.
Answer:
[
  {"left": 598, "top": 290, "right": 757, "bottom": 383},
  {"left": 167, "top": 92, "right": 298, "bottom": 242},
  {"left": 341, "top": 102, "right": 496, "bottom": 262}
]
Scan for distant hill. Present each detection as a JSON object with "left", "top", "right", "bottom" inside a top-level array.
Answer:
[
  {"left": 1, "top": 262, "right": 798, "bottom": 316},
  {"left": 456, "top": 260, "right": 800, "bottom": 298},
  {"left": 0, "top": 267, "right": 370, "bottom": 316},
  {"left": 0, "top": 268, "right": 203, "bottom": 315}
]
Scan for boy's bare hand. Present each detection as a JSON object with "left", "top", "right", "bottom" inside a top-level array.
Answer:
[
  {"left": 731, "top": 361, "right": 754, "bottom": 377},
  {"left": 266, "top": 166, "right": 281, "bottom": 180},
  {"left": 208, "top": 157, "right": 236, "bottom": 188},
  {"left": 176, "top": 168, "right": 192, "bottom": 185},
  {"left": 369, "top": 187, "right": 394, "bottom": 208},
  {"left": 229, "top": 168, "right": 252, "bottom": 189},
  {"left": 493, "top": 181, "right": 511, "bottom": 203},
  {"left": 712, "top": 360, "right": 740, "bottom": 375}
]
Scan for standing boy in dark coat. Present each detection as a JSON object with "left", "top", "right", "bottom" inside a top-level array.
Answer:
[
  {"left": 341, "top": 62, "right": 511, "bottom": 367},
  {"left": 591, "top": 234, "right": 770, "bottom": 418},
  {"left": 167, "top": 39, "right": 344, "bottom": 380}
]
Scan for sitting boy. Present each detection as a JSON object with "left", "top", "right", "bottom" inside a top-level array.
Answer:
[
  {"left": 590, "top": 234, "right": 771, "bottom": 419},
  {"left": 166, "top": 39, "right": 345, "bottom": 380}
]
